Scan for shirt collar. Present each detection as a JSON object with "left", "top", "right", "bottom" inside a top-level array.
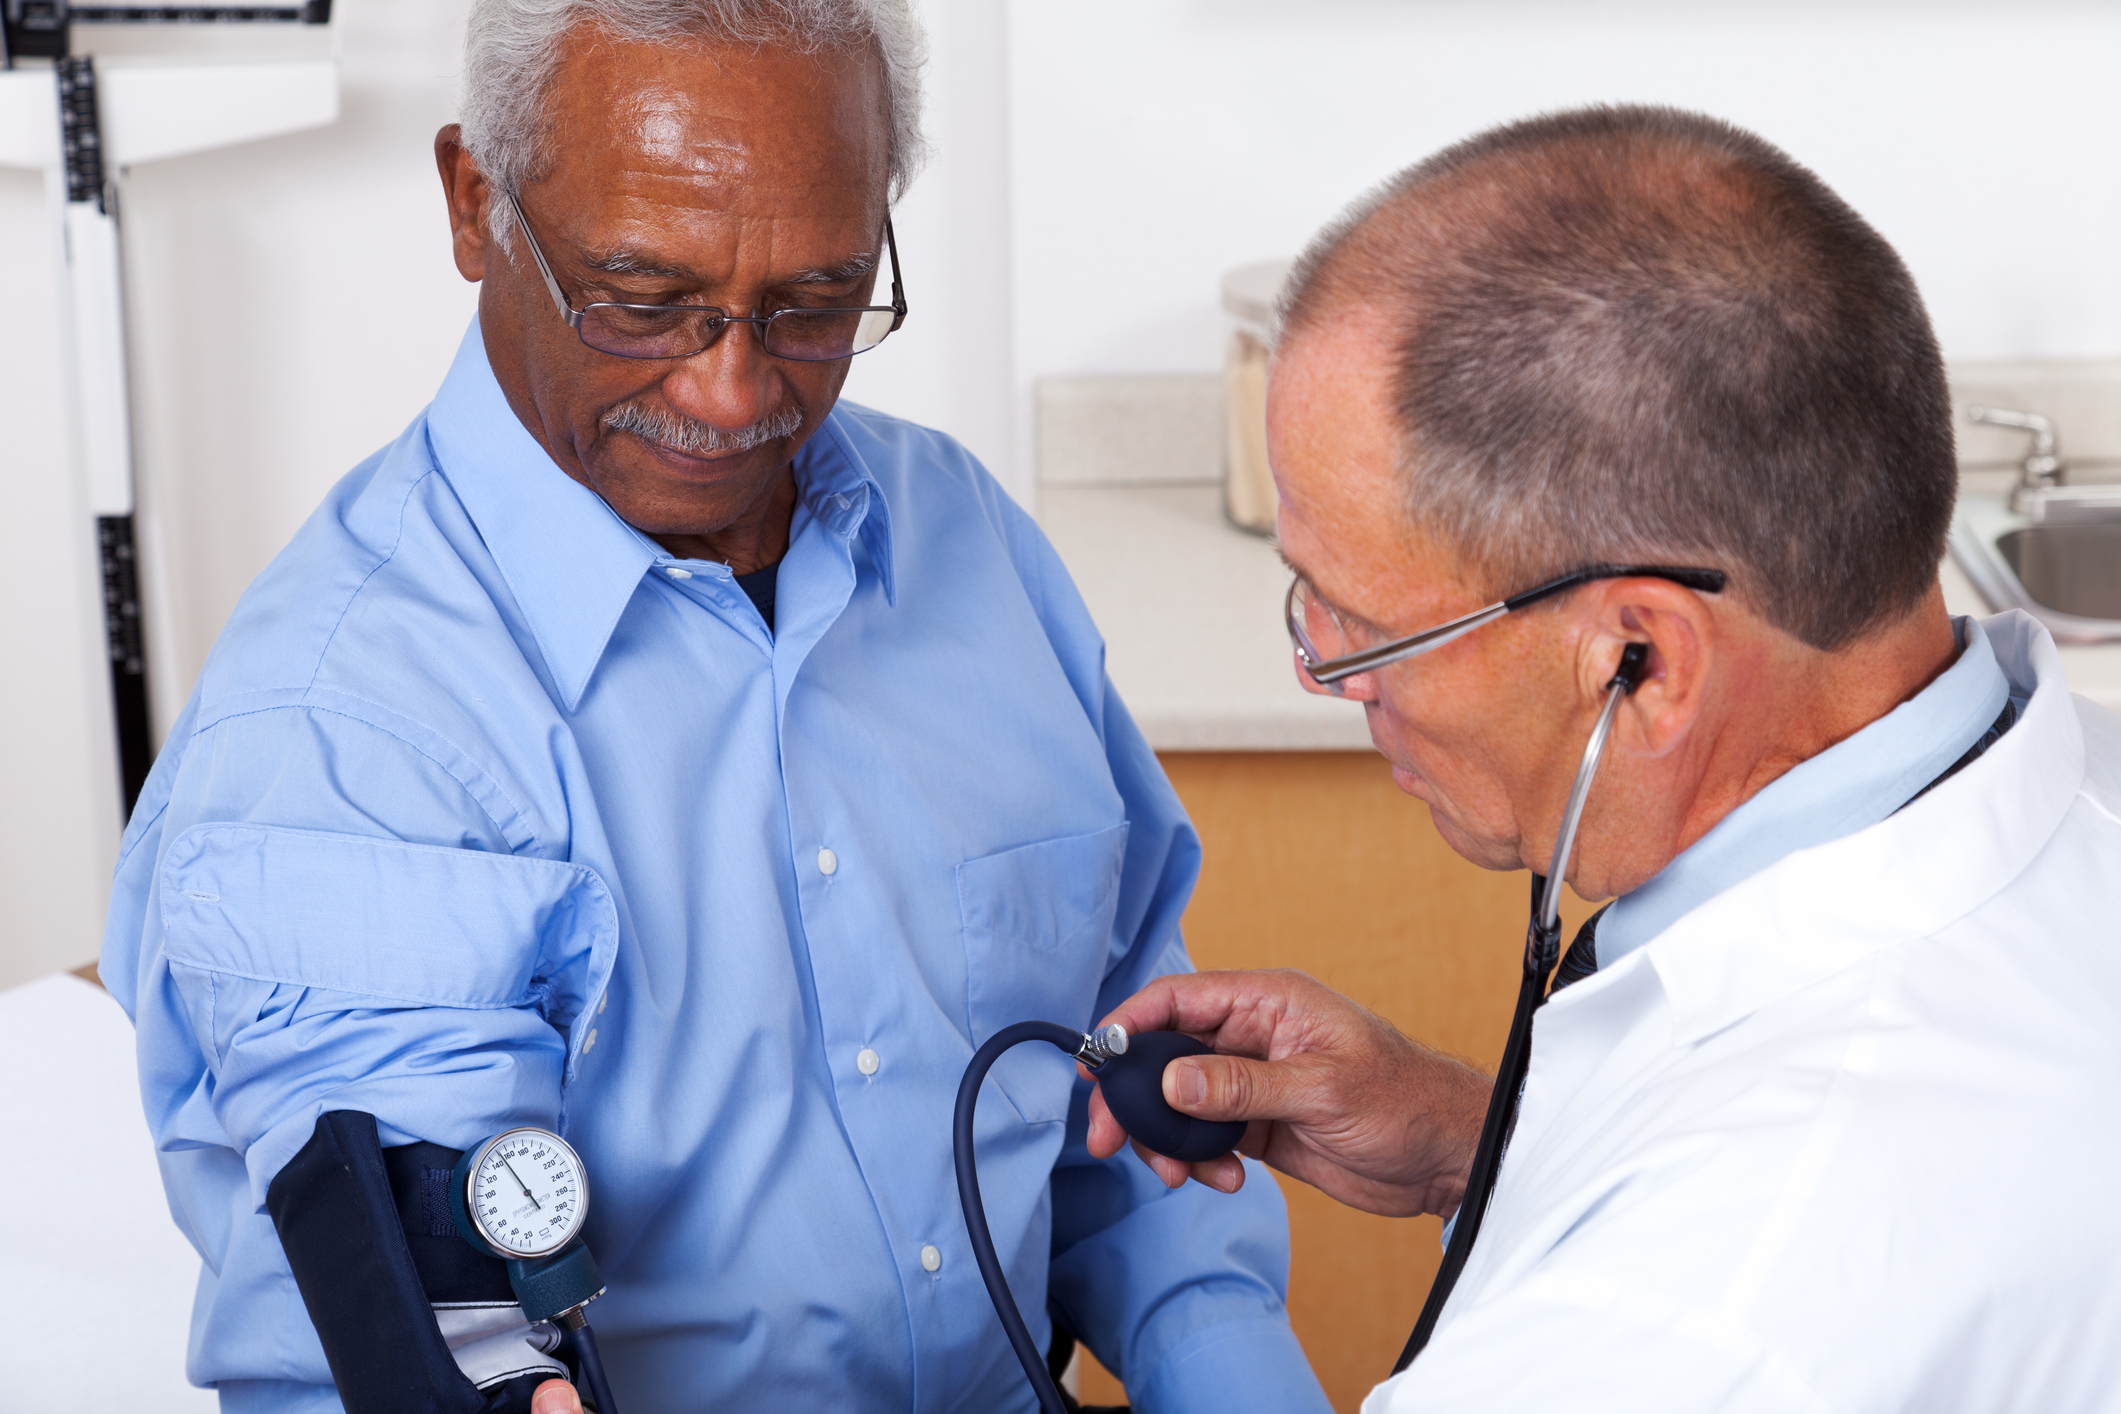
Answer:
[
  {"left": 1622, "top": 612, "right": 2083, "bottom": 1045},
  {"left": 1593, "top": 614, "right": 2012, "bottom": 969},
  {"left": 790, "top": 409, "right": 897, "bottom": 607},
  {"left": 425, "top": 320, "right": 896, "bottom": 711}
]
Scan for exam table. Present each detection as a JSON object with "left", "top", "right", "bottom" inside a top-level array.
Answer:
[{"left": 5, "top": 970, "right": 214, "bottom": 1411}]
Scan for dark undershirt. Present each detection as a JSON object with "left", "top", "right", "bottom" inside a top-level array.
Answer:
[{"left": 735, "top": 561, "right": 779, "bottom": 635}]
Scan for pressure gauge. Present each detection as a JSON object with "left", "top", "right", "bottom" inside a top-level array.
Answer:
[{"left": 451, "top": 1127, "right": 591, "bottom": 1261}]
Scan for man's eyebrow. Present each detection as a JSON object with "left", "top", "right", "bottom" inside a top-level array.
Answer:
[
  {"left": 782, "top": 250, "right": 879, "bottom": 286},
  {"left": 580, "top": 248, "right": 698, "bottom": 282},
  {"left": 1279, "top": 549, "right": 1393, "bottom": 636},
  {"left": 577, "top": 248, "right": 880, "bottom": 288}
]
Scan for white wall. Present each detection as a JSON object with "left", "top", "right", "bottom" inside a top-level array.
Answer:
[
  {"left": 837, "top": 0, "right": 1016, "bottom": 492},
  {"left": 4, "top": 0, "right": 2118, "bottom": 978},
  {"left": 1007, "top": 0, "right": 2121, "bottom": 387}
]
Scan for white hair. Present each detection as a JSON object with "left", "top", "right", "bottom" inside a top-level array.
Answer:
[{"left": 460, "top": 0, "right": 927, "bottom": 248}]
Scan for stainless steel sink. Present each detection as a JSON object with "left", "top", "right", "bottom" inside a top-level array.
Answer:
[
  {"left": 1997, "top": 525, "right": 2121, "bottom": 620},
  {"left": 1952, "top": 496, "right": 2121, "bottom": 643},
  {"left": 1948, "top": 404, "right": 2121, "bottom": 642}
]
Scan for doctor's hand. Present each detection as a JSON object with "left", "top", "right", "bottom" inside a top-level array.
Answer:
[
  {"left": 532, "top": 1378, "right": 581, "bottom": 1414},
  {"left": 1084, "top": 969, "right": 1491, "bottom": 1219}
]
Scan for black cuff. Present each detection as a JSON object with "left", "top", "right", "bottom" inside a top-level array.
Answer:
[{"left": 266, "top": 1111, "right": 552, "bottom": 1414}]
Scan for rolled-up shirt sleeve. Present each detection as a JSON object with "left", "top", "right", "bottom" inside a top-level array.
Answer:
[
  {"left": 109, "top": 702, "right": 611, "bottom": 1211},
  {"left": 160, "top": 818, "right": 615, "bottom": 1206}
]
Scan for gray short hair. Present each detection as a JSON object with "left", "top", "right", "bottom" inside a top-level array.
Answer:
[
  {"left": 1280, "top": 105, "right": 1956, "bottom": 652},
  {"left": 461, "top": 0, "right": 927, "bottom": 247}
]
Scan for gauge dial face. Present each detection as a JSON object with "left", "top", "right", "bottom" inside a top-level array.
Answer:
[{"left": 467, "top": 1129, "right": 588, "bottom": 1259}]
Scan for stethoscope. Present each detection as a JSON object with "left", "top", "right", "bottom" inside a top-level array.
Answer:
[
  {"left": 1392, "top": 638, "right": 1650, "bottom": 1368},
  {"left": 951, "top": 641, "right": 1655, "bottom": 1410}
]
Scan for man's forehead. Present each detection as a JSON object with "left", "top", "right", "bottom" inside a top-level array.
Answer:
[
  {"left": 517, "top": 30, "right": 890, "bottom": 289},
  {"left": 542, "top": 29, "right": 889, "bottom": 210},
  {"left": 1268, "top": 317, "right": 1403, "bottom": 539},
  {"left": 1269, "top": 313, "right": 1477, "bottom": 616}
]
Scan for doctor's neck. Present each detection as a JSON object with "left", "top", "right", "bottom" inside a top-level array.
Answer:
[{"left": 1569, "top": 580, "right": 1961, "bottom": 902}]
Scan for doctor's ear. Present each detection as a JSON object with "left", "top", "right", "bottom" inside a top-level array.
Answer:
[{"left": 1578, "top": 579, "right": 1715, "bottom": 758}]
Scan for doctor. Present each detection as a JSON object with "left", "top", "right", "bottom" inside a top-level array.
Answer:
[{"left": 1089, "top": 105, "right": 2121, "bottom": 1409}]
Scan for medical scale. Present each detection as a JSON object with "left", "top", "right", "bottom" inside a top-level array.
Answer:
[{"left": 0, "top": 0, "right": 338, "bottom": 817}]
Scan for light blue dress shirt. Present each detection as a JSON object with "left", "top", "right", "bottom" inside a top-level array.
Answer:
[
  {"left": 101, "top": 322, "right": 1328, "bottom": 1414},
  {"left": 1593, "top": 614, "right": 2014, "bottom": 968}
]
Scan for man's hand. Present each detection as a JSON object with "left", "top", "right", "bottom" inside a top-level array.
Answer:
[
  {"left": 1084, "top": 970, "right": 1491, "bottom": 1219},
  {"left": 533, "top": 1378, "right": 581, "bottom": 1414}
]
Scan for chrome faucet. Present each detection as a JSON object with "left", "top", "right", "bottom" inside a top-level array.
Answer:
[{"left": 1967, "top": 406, "right": 2066, "bottom": 514}]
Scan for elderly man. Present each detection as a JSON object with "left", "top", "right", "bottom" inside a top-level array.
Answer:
[
  {"left": 98, "top": 3, "right": 1329, "bottom": 1412},
  {"left": 1089, "top": 107, "right": 2121, "bottom": 1409}
]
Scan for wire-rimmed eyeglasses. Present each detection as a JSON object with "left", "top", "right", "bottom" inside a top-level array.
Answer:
[
  {"left": 1286, "top": 563, "right": 1728, "bottom": 693},
  {"left": 503, "top": 189, "right": 908, "bottom": 363}
]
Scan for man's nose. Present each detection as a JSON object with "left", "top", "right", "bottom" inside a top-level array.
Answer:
[
  {"left": 658, "top": 318, "right": 785, "bottom": 430},
  {"left": 1291, "top": 651, "right": 1380, "bottom": 702}
]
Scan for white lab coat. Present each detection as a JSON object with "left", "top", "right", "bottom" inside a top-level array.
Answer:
[{"left": 1368, "top": 611, "right": 2121, "bottom": 1412}]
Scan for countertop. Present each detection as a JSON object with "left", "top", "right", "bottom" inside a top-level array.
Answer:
[
  {"left": 1040, "top": 482, "right": 1372, "bottom": 750},
  {"left": 1038, "top": 480, "right": 2121, "bottom": 753}
]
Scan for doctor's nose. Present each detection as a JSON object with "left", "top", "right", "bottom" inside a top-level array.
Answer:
[{"left": 1293, "top": 652, "right": 1381, "bottom": 702}]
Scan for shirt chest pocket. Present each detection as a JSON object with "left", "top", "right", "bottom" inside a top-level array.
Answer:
[{"left": 956, "top": 822, "right": 1130, "bottom": 1126}]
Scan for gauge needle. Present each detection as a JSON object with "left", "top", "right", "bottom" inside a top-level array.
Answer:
[{"left": 503, "top": 1157, "right": 542, "bottom": 1210}]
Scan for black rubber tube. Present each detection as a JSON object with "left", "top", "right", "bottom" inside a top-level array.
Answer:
[
  {"left": 572, "top": 1322, "right": 620, "bottom": 1414},
  {"left": 954, "top": 1020, "right": 1085, "bottom": 1414},
  {"left": 1393, "top": 873, "right": 1560, "bottom": 1375}
]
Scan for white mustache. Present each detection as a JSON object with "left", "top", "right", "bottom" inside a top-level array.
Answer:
[{"left": 603, "top": 401, "right": 803, "bottom": 455}]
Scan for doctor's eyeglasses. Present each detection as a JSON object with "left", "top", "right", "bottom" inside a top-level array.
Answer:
[
  {"left": 1286, "top": 564, "right": 1728, "bottom": 693},
  {"left": 504, "top": 190, "right": 908, "bottom": 363}
]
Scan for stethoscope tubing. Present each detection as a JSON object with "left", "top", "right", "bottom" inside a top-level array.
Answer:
[
  {"left": 1539, "top": 646, "right": 1645, "bottom": 934},
  {"left": 568, "top": 1320, "right": 620, "bottom": 1414},
  {"left": 955, "top": 1020, "right": 1086, "bottom": 1414}
]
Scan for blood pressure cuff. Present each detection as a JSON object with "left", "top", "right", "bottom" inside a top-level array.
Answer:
[{"left": 266, "top": 1110, "right": 573, "bottom": 1413}]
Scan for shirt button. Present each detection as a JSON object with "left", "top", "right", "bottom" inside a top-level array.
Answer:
[
  {"left": 664, "top": 567, "right": 693, "bottom": 580},
  {"left": 920, "top": 1245, "right": 942, "bottom": 1273},
  {"left": 817, "top": 847, "right": 838, "bottom": 876},
  {"left": 857, "top": 1048, "right": 880, "bottom": 1076}
]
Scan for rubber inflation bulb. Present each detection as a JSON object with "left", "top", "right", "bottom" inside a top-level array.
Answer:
[{"left": 1094, "top": 1030, "right": 1247, "bottom": 1163}]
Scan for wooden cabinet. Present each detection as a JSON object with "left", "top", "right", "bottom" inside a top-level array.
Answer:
[{"left": 1075, "top": 751, "right": 1593, "bottom": 1413}]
